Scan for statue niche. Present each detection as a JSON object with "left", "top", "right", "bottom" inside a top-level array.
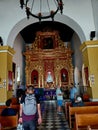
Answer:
[
  {"left": 31, "top": 70, "right": 38, "bottom": 85},
  {"left": 61, "top": 68, "right": 68, "bottom": 83}
]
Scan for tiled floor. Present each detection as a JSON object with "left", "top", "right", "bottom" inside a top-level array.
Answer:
[
  {"left": 2, "top": 100, "right": 70, "bottom": 130},
  {"left": 37, "top": 100, "right": 71, "bottom": 130}
]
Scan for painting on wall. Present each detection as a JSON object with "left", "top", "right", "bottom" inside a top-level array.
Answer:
[
  {"left": 42, "top": 37, "right": 54, "bottom": 49},
  {"left": 8, "top": 71, "right": 13, "bottom": 91},
  {"left": 84, "top": 67, "right": 89, "bottom": 86},
  {"left": 12, "top": 62, "right": 16, "bottom": 79}
]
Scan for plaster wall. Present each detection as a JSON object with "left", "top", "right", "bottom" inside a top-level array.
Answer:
[
  {"left": 91, "top": 0, "right": 98, "bottom": 39},
  {"left": 0, "top": 0, "right": 97, "bottom": 46},
  {"left": 13, "top": 34, "right": 24, "bottom": 80}
]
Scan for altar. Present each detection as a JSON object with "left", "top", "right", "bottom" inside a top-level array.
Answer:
[
  {"left": 34, "top": 88, "right": 56, "bottom": 101},
  {"left": 24, "top": 30, "right": 73, "bottom": 88}
]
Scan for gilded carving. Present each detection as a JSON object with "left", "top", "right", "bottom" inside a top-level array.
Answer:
[{"left": 24, "top": 31, "right": 73, "bottom": 88}]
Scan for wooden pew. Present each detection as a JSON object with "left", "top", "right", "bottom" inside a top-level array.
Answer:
[
  {"left": 0, "top": 106, "right": 6, "bottom": 114},
  {"left": 0, "top": 114, "right": 18, "bottom": 129},
  {"left": 69, "top": 105, "right": 98, "bottom": 128},
  {"left": 75, "top": 113, "right": 98, "bottom": 130},
  {"left": 65, "top": 101, "right": 98, "bottom": 120},
  {"left": 84, "top": 101, "right": 98, "bottom": 106}
]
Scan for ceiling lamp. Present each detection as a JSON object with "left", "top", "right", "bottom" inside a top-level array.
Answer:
[{"left": 20, "top": 0, "right": 63, "bottom": 22}]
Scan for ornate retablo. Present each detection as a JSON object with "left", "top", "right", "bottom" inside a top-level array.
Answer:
[{"left": 24, "top": 31, "right": 73, "bottom": 88}]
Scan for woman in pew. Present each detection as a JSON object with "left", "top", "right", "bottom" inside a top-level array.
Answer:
[
  {"left": 1, "top": 99, "right": 17, "bottom": 116},
  {"left": 72, "top": 96, "right": 84, "bottom": 107}
]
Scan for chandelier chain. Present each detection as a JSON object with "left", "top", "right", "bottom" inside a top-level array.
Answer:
[{"left": 19, "top": 0, "right": 63, "bottom": 22}]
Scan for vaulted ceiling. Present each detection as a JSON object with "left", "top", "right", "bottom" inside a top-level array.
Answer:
[{"left": 20, "top": 21, "right": 74, "bottom": 44}]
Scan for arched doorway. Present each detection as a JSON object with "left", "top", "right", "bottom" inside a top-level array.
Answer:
[{"left": 7, "top": 14, "right": 85, "bottom": 92}]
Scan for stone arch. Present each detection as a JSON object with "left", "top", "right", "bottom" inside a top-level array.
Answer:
[{"left": 7, "top": 14, "right": 86, "bottom": 47}]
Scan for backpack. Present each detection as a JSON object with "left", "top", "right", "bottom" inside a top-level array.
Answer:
[{"left": 22, "top": 94, "right": 37, "bottom": 115}]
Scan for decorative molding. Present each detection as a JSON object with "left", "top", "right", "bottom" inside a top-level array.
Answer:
[
  {"left": 82, "top": 44, "right": 98, "bottom": 52},
  {"left": 24, "top": 31, "right": 73, "bottom": 88}
]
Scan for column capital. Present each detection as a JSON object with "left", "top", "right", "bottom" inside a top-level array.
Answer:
[
  {"left": 80, "top": 40, "right": 98, "bottom": 52},
  {"left": 0, "top": 45, "right": 15, "bottom": 55}
]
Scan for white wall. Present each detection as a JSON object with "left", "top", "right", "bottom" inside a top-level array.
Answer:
[
  {"left": 72, "top": 33, "right": 83, "bottom": 70},
  {"left": 71, "top": 32, "right": 83, "bottom": 93},
  {"left": 0, "top": 0, "right": 97, "bottom": 45},
  {"left": 13, "top": 34, "right": 25, "bottom": 95},
  {"left": 91, "top": 0, "right": 98, "bottom": 39}
]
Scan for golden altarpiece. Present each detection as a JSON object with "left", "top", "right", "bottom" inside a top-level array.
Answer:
[{"left": 24, "top": 31, "right": 73, "bottom": 88}]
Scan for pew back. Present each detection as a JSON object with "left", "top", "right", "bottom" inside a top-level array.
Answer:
[
  {"left": 0, "top": 105, "right": 20, "bottom": 115},
  {"left": 0, "top": 114, "right": 18, "bottom": 129},
  {"left": 65, "top": 101, "right": 98, "bottom": 121},
  {"left": 75, "top": 113, "right": 98, "bottom": 130},
  {"left": 85, "top": 101, "right": 98, "bottom": 106},
  {"left": 69, "top": 105, "right": 98, "bottom": 128}
]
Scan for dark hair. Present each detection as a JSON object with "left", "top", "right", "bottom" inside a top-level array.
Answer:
[
  {"left": 6, "top": 99, "right": 12, "bottom": 107},
  {"left": 27, "top": 85, "right": 34, "bottom": 91}
]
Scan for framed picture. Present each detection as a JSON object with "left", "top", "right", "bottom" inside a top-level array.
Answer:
[
  {"left": 84, "top": 67, "right": 89, "bottom": 86},
  {"left": 8, "top": 71, "right": 13, "bottom": 90},
  {"left": 42, "top": 37, "right": 54, "bottom": 49}
]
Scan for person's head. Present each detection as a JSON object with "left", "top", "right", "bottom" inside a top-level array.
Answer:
[
  {"left": 70, "top": 83, "right": 74, "bottom": 88},
  {"left": 6, "top": 99, "right": 12, "bottom": 107},
  {"left": 57, "top": 85, "right": 60, "bottom": 88},
  {"left": 76, "top": 96, "right": 82, "bottom": 102},
  {"left": 27, "top": 85, "right": 34, "bottom": 94}
]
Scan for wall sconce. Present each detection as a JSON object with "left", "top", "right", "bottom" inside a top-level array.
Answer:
[
  {"left": 90, "top": 31, "right": 95, "bottom": 40},
  {"left": 0, "top": 36, "right": 3, "bottom": 46},
  {"left": 3, "top": 79, "right": 6, "bottom": 87},
  {"left": 0, "top": 77, "right": 1, "bottom": 82}
]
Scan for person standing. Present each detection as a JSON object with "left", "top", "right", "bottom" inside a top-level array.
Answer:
[
  {"left": 69, "top": 83, "right": 78, "bottom": 103},
  {"left": 18, "top": 85, "right": 42, "bottom": 130},
  {"left": 56, "top": 85, "right": 63, "bottom": 114}
]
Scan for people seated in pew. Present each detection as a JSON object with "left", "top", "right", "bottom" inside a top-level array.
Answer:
[
  {"left": 1, "top": 99, "right": 17, "bottom": 116},
  {"left": 69, "top": 83, "right": 78, "bottom": 103},
  {"left": 72, "top": 96, "right": 84, "bottom": 107}
]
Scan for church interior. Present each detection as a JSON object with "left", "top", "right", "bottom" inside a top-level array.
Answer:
[{"left": 0, "top": 0, "right": 98, "bottom": 129}]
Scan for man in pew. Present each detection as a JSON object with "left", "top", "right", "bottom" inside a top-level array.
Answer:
[
  {"left": 1, "top": 99, "right": 17, "bottom": 116},
  {"left": 72, "top": 96, "right": 84, "bottom": 107}
]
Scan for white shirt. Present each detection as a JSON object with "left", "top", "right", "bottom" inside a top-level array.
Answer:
[{"left": 56, "top": 88, "right": 63, "bottom": 100}]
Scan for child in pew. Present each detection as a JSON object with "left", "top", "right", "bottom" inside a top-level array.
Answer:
[
  {"left": 72, "top": 96, "right": 84, "bottom": 107},
  {"left": 1, "top": 99, "right": 17, "bottom": 116}
]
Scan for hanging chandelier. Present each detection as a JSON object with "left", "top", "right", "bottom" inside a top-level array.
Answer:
[{"left": 20, "top": 0, "right": 63, "bottom": 22}]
